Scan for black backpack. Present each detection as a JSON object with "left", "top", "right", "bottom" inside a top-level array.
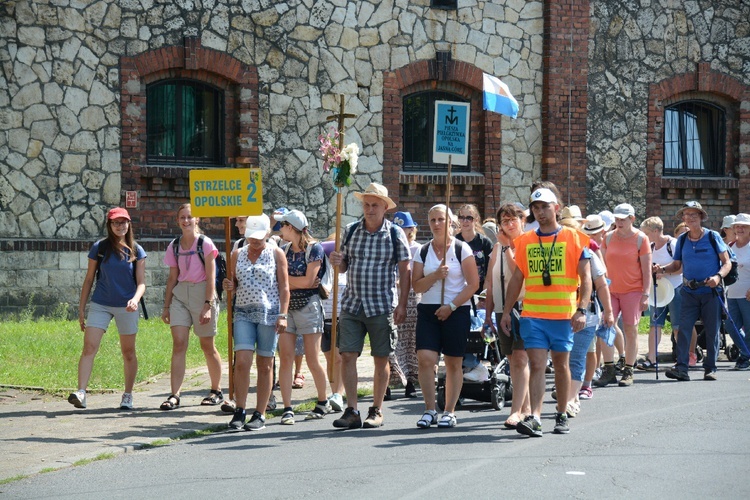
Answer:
[
  {"left": 95, "top": 239, "right": 148, "bottom": 319},
  {"left": 419, "top": 240, "right": 464, "bottom": 264},
  {"left": 172, "top": 235, "right": 228, "bottom": 300}
]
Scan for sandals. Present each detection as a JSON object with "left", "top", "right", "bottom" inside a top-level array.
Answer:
[
  {"left": 159, "top": 394, "right": 180, "bottom": 411},
  {"left": 437, "top": 412, "right": 457, "bottom": 428},
  {"left": 292, "top": 373, "right": 305, "bottom": 389},
  {"left": 417, "top": 410, "right": 438, "bottom": 429},
  {"left": 504, "top": 416, "right": 523, "bottom": 429},
  {"left": 201, "top": 389, "right": 223, "bottom": 406}
]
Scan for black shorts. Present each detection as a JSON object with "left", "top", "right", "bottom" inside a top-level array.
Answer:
[{"left": 415, "top": 303, "right": 471, "bottom": 357}]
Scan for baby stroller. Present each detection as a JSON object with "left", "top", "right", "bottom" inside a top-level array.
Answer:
[{"left": 436, "top": 324, "right": 512, "bottom": 412}]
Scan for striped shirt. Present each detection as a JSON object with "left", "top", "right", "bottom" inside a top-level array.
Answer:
[{"left": 341, "top": 218, "right": 411, "bottom": 317}]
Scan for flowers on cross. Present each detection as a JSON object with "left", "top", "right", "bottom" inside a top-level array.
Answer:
[{"left": 318, "top": 127, "right": 359, "bottom": 187}]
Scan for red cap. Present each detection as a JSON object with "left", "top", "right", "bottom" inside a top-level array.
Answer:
[{"left": 107, "top": 207, "right": 131, "bottom": 221}]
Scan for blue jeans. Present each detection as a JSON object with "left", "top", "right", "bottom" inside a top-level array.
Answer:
[
  {"left": 676, "top": 289, "right": 721, "bottom": 372},
  {"left": 727, "top": 298, "right": 750, "bottom": 358},
  {"left": 570, "top": 326, "right": 596, "bottom": 382}
]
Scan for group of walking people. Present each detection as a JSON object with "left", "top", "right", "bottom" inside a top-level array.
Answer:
[{"left": 71, "top": 182, "right": 750, "bottom": 437}]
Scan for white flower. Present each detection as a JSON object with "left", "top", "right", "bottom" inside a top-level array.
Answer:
[{"left": 341, "top": 142, "right": 359, "bottom": 173}]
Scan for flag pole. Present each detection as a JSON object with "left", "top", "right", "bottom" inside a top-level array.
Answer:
[{"left": 441, "top": 155, "right": 453, "bottom": 305}]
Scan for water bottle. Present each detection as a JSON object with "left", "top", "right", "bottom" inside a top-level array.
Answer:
[{"left": 482, "top": 324, "right": 494, "bottom": 344}]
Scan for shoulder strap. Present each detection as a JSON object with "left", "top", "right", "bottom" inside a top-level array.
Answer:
[
  {"left": 196, "top": 234, "right": 206, "bottom": 266},
  {"left": 677, "top": 232, "right": 688, "bottom": 255},
  {"left": 636, "top": 232, "right": 644, "bottom": 252},
  {"left": 95, "top": 239, "right": 110, "bottom": 280},
  {"left": 419, "top": 243, "right": 429, "bottom": 262},
  {"left": 454, "top": 240, "right": 463, "bottom": 262},
  {"left": 282, "top": 242, "right": 292, "bottom": 256},
  {"left": 390, "top": 224, "right": 400, "bottom": 262},
  {"left": 605, "top": 230, "right": 613, "bottom": 247},
  {"left": 342, "top": 221, "right": 360, "bottom": 249},
  {"left": 666, "top": 239, "right": 673, "bottom": 257}
]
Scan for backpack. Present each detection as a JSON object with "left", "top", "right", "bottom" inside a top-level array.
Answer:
[
  {"left": 677, "top": 230, "right": 738, "bottom": 286},
  {"left": 95, "top": 239, "right": 148, "bottom": 319},
  {"left": 418, "top": 240, "right": 464, "bottom": 263},
  {"left": 283, "top": 242, "right": 333, "bottom": 299},
  {"left": 172, "top": 235, "right": 227, "bottom": 300},
  {"left": 651, "top": 239, "right": 673, "bottom": 258}
]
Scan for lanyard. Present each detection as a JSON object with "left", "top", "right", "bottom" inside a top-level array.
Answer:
[{"left": 536, "top": 230, "right": 559, "bottom": 286}]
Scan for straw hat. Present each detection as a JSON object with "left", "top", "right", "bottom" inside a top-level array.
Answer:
[
  {"left": 561, "top": 205, "right": 585, "bottom": 221},
  {"left": 353, "top": 182, "right": 397, "bottom": 210},
  {"left": 675, "top": 201, "right": 708, "bottom": 220}
]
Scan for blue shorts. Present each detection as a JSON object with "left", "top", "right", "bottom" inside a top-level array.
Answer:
[
  {"left": 233, "top": 320, "right": 277, "bottom": 358},
  {"left": 650, "top": 285, "right": 682, "bottom": 329},
  {"left": 519, "top": 317, "right": 574, "bottom": 352}
]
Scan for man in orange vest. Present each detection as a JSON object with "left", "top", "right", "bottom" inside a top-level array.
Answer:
[{"left": 500, "top": 187, "right": 592, "bottom": 436}]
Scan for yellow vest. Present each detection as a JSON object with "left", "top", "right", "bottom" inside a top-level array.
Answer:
[{"left": 514, "top": 226, "right": 589, "bottom": 320}]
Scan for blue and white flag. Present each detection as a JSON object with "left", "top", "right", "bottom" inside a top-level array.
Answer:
[{"left": 482, "top": 73, "right": 519, "bottom": 119}]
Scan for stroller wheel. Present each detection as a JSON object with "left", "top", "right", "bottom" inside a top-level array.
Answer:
[
  {"left": 491, "top": 382, "right": 506, "bottom": 411},
  {"left": 436, "top": 386, "right": 446, "bottom": 412},
  {"left": 726, "top": 344, "right": 740, "bottom": 362}
]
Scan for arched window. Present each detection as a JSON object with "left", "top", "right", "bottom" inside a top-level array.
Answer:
[
  {"left": 664, "top": 100, "right": 725, "bottom": 176},
  {"left": 146, "top": 79, "right": 224, "bottom": 166},
  {"left": 403, "top": 91, "right": 469, "bottom": 172}
]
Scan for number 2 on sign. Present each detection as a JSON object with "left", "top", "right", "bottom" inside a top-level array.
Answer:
[{"left": 246, "top": 181, "right": 257, "bottom": 202}]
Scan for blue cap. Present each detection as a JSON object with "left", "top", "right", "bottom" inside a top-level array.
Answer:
[
  {"left": 272, "top": 207, "right": 289, "bottom": 231},
  {"left": 393, "top": 211, "right": 417, "bottom": 228}
]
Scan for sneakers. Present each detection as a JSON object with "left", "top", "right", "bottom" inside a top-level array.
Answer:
[
  {"left": 734, "top": 355, "right": 750, "bottom": 371},
  {"left": 416, "top": 410, "right": 438, "bottom": 429},
  {"left": 305, "top": 400, "right": 333, "bottom": 420},
  {"left": 665, "top": 368, "right": 690, "bottom": 381},
  {"left": 688, "top": 352, "right": 698, "bottom": 367},
  {"left": 615, "top": 356, "right": 626, "bottom": 375},
  {"left": 636, "top": 358, "right": 657, "bottom": 371},
  {"left": 228, "top": 408, "right": 246, "bottom": 430},
  {"left": 618, "top": 366, "right": 634, "bottom": 387},
  {"left": 553, "top": 412, "right": 570, "bottom": 434},
  {"left": 463, "top": 363, "right": 489, "bottom": 382},
  {"left": 280, "top": 410, "right": 295, "bottom": 425},
  {"left": 68, "top": 390, "right": 87, "bottom": 409},
  {"left": 362, "top": 406, "right": 384, "bottom": 428},
  {"left": 243, "top": 411, "right": 266, "bottom": 431},
  {"left": 516, "top": 415, "right": 543, "bottom": 437},
  {"left": 333, "top": 407, "right": 362, "bottom": 429},
  {"left": 437, "top": 412, "right": 457, "bottom": 428},
  {"left": 593, "top": 364, "right": 617, "bottom": 387},
  {"left": 328, "top": 393, "right": 344, "bottom": 412},
  {"left": 578, "top": 386, "right": 593, "bottom": 400},
  {"left": 119, "top": 393, "right": 133, "bottom": 410},
  {"left": 592, "top": 367, "right": 602, "bottom": 381},
  {"left": 703, "top": 370, "right": 717, "bottom": 381}
]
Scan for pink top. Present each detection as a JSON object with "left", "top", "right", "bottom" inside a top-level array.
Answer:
[
  {"left": 163, "top": 235, "right": 219, "bottom": 283},
  {"left": 603, "top": 231, "right": 651, "bottom": 294}
]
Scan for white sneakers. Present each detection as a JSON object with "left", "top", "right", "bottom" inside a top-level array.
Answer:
[
  {"left": 463, "top": 363, "right": 490, "bottom": 382},
  {"left": 120, "top": 393, "right": 133, "bottom": 410},
  {"left": 67, "top": 390, "right": 87, "bottom": 409}
]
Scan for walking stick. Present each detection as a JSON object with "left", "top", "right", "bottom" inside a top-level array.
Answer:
[
  {"left": 441, "top": 157, "right": 453, "bottom": 305},
  {"left": 225, "top": 218, "right": 234, "bottom": 399},
  {"left": 653, "top": 273, "right": 659, "bottom": 380},
  {"left": 713, "top": 288, "right": 750, "bottom": 356}
]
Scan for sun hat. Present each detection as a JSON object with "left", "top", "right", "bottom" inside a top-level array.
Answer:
[
  {"left": 107, "top": 207, "right": 131, "bottom": 221},
  {"left": 245, "top": 214, "right": 271, "bottom": 240},
  {"left": 613, "top": 203, "right": 635, "bottom": 219},
  {"left": 393, "top": 211, "right": 417, "bottom": 228},
  {"left": 721, "top": 215, "right": 736, "bottom": 229},
  {"left": 560, "top": 205, "right": 585, "bottom": 221},
  {"left": 599, "top": 210, "right": 615, "bottom": 228},
  {"left": 353, "top": 182, "right": 397, "bottom": 210},
  {"left": 271, "top": 207, "right": 289, "bottom": 231},
  {"left": 732, "top": 213, "right": 750, "bottom": 226},
  {"left": 675, "top": 200, "right": 708, "bottom": 220},
  {"left": 582, "top": 214, "right": 606, "bottom": 235},
  {"left": 273, "top": 209, "right": 308, "bottom": 231},
  {"left": 529, "top": 188, "right": 558, "bottom": 205}
]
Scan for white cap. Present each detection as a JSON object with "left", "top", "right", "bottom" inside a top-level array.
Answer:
[
  {"left": 273, "top": 209, "right": 308, "bottom": 231},
  {"left": 245, "top": 214, "right": 271, "bottom": 240},
  {"left": 613, "top": 203, "right": 635, "bottom": 219},
  {"left": 529, "top": 188, "right": 558, "bottom": 205},
  {"left": 599, "top": 210, "right": 615, "bottom": 228}
]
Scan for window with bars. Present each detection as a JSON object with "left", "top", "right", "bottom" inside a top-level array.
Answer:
[
  {"left": 431, "top": 0, "right": 458, "bottom": 9},
  {"left": 147, "top": 79, "right": 224, "bottom": 166},
  {"left": 403, "top": 91, "right": 469, "bottom": 172},
  {"left": 663, "top": 100, "right": 725, "bottom": 176}
]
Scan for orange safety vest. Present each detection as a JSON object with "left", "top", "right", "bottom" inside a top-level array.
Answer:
[{"left": 514, "top": 226, "right": 589, "bottom": 320}]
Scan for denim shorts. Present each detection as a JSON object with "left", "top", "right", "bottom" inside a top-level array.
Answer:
[
  {"left": 233, "top": 320, "right": 278, "bottom": 358},
  {"left": 86, "top": 301, "right": 139, "bottom": 335},
  {"left": 570, "top": 326, "right": 597, "bottom": 381},
  {"left": 286, "top": 295, "right": 324, "bottom": 335},
  {"left": 519, "top": 317, "right": 573, "bottom": 352},
  {"left": 650, "top": 285, "right": 682, "bottom": 329}
]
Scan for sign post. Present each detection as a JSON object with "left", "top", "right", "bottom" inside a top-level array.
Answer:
[{"left": 189, "top": 167, "right": 263, "bottom": 401}]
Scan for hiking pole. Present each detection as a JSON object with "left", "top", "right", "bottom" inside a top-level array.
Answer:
[
  {"left": 653, "top": 273, "right": 659, "bottom": 380},
  {"left": 713, "top": 288, "right": 750, "bottom": 356}
]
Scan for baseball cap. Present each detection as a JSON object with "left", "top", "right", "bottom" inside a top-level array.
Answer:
[
  {"left": 107, "top": 207, "right": 131, "bottom": 220},
  {"left": 613, "top": 203, "right": 635, "bottom": 219},
  {"left": 245, "top": 214, "right": 271, "bottom": 240},
  {"left": 529, "top": 188, "right": 558, "bottom": 205},
  {"left": 273, "top": 209, "right": 308, "bottom": 231}
]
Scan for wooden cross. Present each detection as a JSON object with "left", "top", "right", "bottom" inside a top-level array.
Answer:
[{"left": 326, "top": 94, "right": 356, "bottom": 149}]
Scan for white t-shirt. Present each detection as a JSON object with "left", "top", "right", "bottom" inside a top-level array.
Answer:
[
  {"left": 727, "top": 241, "right": 750, "bottom": 299},
  {"left": 414, "top": 239, "right": 474, "bottom": 306},
  {"left": 585, "top": 252, "right": 607, "bottom": 328},
  {"left": 651, "top": 236, "right": 683, "bottom": 290}
]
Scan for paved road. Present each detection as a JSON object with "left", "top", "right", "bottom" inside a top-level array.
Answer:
[{"left": 3, "top": 359, "right": 748, "bottom": 499}]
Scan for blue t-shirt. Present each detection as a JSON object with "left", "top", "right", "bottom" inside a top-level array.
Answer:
[
  {"left": 89, "top": 240, "right": 147, "bottom": 307},
  {"left": 673, "top": 228, "right": 726, "bottom": 294},
  {"left": 286, "top": 242, "right": 324, "bottom": 289}
]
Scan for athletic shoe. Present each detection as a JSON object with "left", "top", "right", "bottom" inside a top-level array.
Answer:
[
  {"left": 578, "top": 386, "right": 593, "bottom": 400},
  {"left": 305, "top": 401, "right": 333, "bottom": 420},
  {"left": 68, "top": 390, "right": 87, "bottom": 409},
  {"left": 437, "top": 412, "right": 457, "bottom": 428},
  {"left": 703, "top": 370, "right": 717, "bottom": 381},
  {"left": 228, "top": 408, "right": 246, "bottom": 430},
  {"left": 243, "top": 411, "right": 265, "bottom": 431},
  {"left": 416, "top": 410, "right": 438, "bottom": 429},
  {"left": 328, "top": 393, "right": 344, "bottom": 412},
  {"left": 618, "top": 366, "right": 634, "bottom": 387},
  {"left": 362, "top": 406, "right": 384, "bottom": 428},
  {"left": 565, "top": 402, "right": 580, "bottom": 418},
  {"left": 119, "top": 393, "right": 133, "bottom": 410},
  {"left": 545, "top": 358, "right": 553, "bottom": 374},
  {"left": 516, "top": 415, "right": 543, "bottom": 437},
  {"left": 592, "top": 367, "right": 602, "bottom": 381},
  {"left": 734, "top": 356, "right": 750, "bottom": 371},
  {"left": 553, "top": 412, "right": 570, "bottom": 434},
  {"left": 665, "top": 368, "right": 690, "bottom": 381},
  {"left": 333, "top": 407, "right": 362, "bottom": 429},
  {"left": 280, "top": 410, "right": 295, "bottom": 425},
  {"left": 463, "top": 363, "right": 489, "bottom": 382}
]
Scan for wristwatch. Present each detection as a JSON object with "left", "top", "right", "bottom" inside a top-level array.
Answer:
[
  {"left": 576, "top": 307, "right": 586, "bottom": 316},
  {"left": 204, "top": 300, "right": 212, "bottom": 305},
  {"left": 278, "top": 313, "right": 288, "bottom": 319},
  {"left": 449, "top": 302, "right": 457, "bottom": 312}
]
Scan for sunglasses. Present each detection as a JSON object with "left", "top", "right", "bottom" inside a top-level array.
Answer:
[
  {"left": 457, "top": 215, "right": 474, "bottom": 222},
  {"left": 280, "top": 221, "right": 291, "bottom": 227}
]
